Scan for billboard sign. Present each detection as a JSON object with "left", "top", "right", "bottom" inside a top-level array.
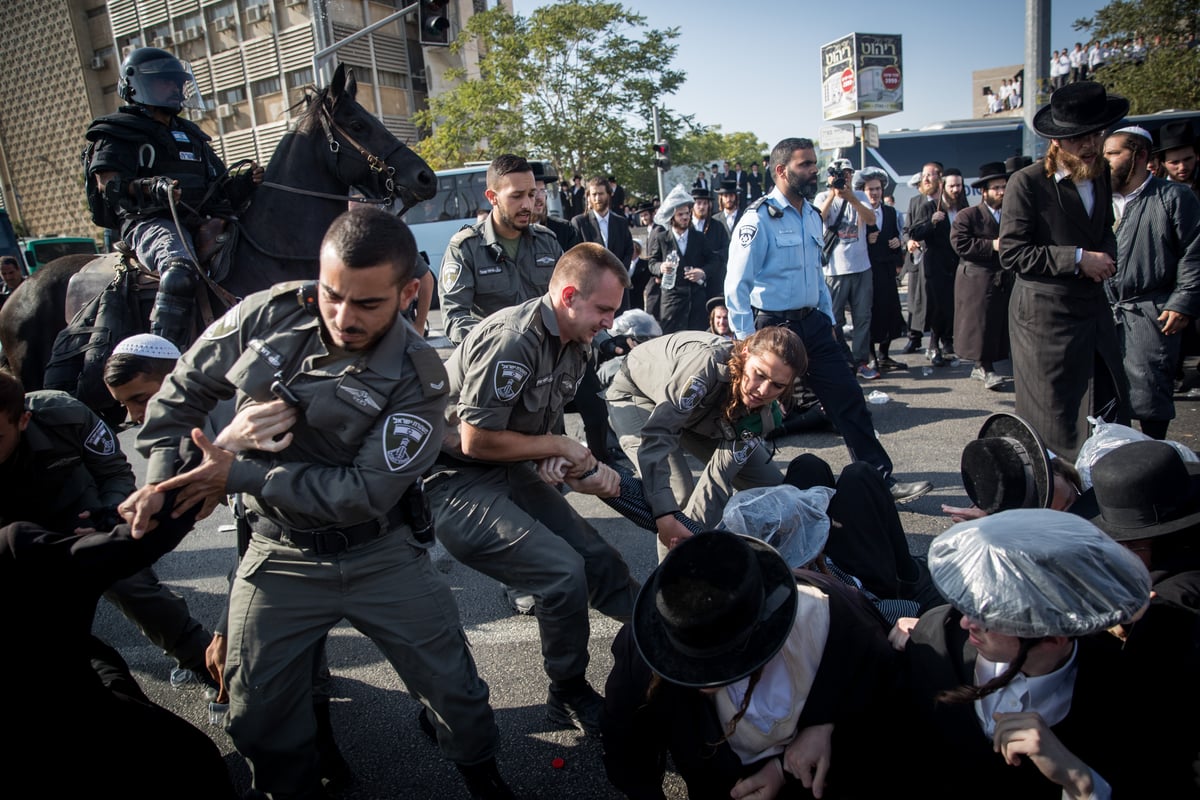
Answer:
[{"left": 821, "top": 33, "right": 904, "bottom": 121}]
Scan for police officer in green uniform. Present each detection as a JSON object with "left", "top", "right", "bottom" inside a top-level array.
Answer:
[
  {"left": 438, "top": 154, "right": 563, "bottom": 345},
  {"left": 426, "top": 242, "right": 640, "bottom": 737},
  {"left": 122, "top": 208, "right": 513, "bottom": 800},
  {"left": 0, "top": 372, "right": 217, "bottom": 693},
  {"left": 606, "top": 327, "right": 808, "bottom": 553}
]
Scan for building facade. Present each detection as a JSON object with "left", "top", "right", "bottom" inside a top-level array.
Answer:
[{"left": 0, "top": 0, "right": 489, "bottom": 239}]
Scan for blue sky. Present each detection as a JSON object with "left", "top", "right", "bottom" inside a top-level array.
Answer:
[{"left": 511, "top": 0, "right": 1107, "bottom": 146}]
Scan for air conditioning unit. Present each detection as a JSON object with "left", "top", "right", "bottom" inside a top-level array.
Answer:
[
  {"left": 213, "top": 16, "right": 232, "bottom": 32},
  {"left": 185, "top": 108, "right": 206, "bottom": 121},
  {"left": 89, "top": 54, "right": 105, "bottom": 70},
  {"left": 216, "top": 103, "right": 235, "bottom": 119},
  {"left": 152, "top": 36, "right": 171, "bottom": 48},
  {"left": 172, "top": 29, "right": 187, "bottom": 41},
  {"left": 245, "top": 5, "right": 266, "bottom": 23},
  {"left": 180, "top": 25, "right": 200, "bottom": 41}
]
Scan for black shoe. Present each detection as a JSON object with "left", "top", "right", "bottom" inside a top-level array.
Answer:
[
  {"left": 547, "top": 681, "right": 604, "bottom": 737},
  {"left": 888, "top": 479, "right": 933, "bottom": 504},
  {"left": 314, "top": 699, "right": 353, "bottom": 793},
  {"left": 457, "top": 759, "right": 517, "bottom": 800},
  {"left": 877, "top": 356, "right": 906, "bottom": 371},
  {"left": 901, "top": 339, "right": 922, "bottom": 354},
  {"left": 417, "top": 706, "right": 438, "bottom": 744},
  {"left": 930, "top": 350, "right": 946, "bottom": 367}
]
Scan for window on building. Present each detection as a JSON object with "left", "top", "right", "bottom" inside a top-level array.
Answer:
[
  {"left": 285, "top": 68, "right": 314, "bottom": 105},
  {"left": 251, "top": 77, "right": 285, "bottom": 122}
]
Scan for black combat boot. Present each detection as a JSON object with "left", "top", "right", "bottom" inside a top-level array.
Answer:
[
  {"left": 150, "top": 257, "right": 200, "bottom": 349},
  {"left": 456, "top": 758, "right": 518, "bottom": 800}
]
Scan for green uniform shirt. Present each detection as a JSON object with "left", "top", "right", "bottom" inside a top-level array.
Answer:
[{"left": 138, "top": 281, "right": 448, "bottom": 531}]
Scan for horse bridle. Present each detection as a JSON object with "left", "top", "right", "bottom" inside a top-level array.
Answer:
[{"left": 260, "top": 91, "right": 410, "bottom": 210}]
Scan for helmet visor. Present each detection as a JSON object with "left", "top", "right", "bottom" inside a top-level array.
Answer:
[{"left": 128, "top": 57, "right": 204, "bottom": 111}]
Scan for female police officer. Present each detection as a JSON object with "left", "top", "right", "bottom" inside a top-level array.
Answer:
[{"left": 606, "top": 326, "right": 806, "bottom": 552}]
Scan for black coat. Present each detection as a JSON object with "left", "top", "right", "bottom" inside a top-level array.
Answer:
[
  {"left": 647, "top": 226, "right": 715, "bottom": 333},
  {"left": 999, "top": 160, "right": 1129, "bottom": 459},
  {"left": 866, "top": 204, "right": 906, "bottom": 344},
  {"left": 903, "top": 604, "right": 1192, "bottom": 798},
  {"left": 909, "top": 195, "right": 961, "bottom": 340},
  {"left": 951, "top": 203, "right": 1011, "bottom": 363}
]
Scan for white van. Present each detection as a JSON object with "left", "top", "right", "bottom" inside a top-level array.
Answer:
[{"left": 406, "top": 161, "right": 563, "bottom": 280}]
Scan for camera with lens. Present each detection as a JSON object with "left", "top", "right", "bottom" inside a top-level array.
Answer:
[{"left": 827, "top": 167, "right": 847, "bottom": 190}]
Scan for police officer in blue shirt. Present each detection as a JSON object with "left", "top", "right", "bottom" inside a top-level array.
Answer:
[{"left": 724, "top": 137, "right": 932, "bottom": 503}]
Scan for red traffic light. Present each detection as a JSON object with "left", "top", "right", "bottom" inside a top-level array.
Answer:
[{"left": 420, "top": 0, "right": 451, "bottom": 46}]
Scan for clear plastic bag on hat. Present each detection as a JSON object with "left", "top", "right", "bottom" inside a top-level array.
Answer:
[
  {"left": 929, "top": 509, "right": 1151, "bottom": 638},
  {"left": 654, "top": 184, "right": 695, "bottom": 228},
  {"left": 720, "top": 484, "right": 836, "bottom": 570},
  {"left": 1075, "top": 417, "right": 1198, "bottom": 490}
]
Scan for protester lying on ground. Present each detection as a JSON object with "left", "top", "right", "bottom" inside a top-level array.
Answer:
[{"left": 602, "top": 531, "right": 899, "bottom": 799}]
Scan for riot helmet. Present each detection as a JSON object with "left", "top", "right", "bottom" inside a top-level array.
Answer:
[{"left": 118, "top": 47, "right": 203, "bottom": 112}]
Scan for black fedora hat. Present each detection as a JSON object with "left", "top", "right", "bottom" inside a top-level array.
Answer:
[
  {"left": 1004, "top": 155, "right": 1033, "bottom": 173},
  {"left": 705, "top": 296, "right": 727, "bottom": 314},
  {"left": 970, "top": 161, "right": 1009, "bottom": 189},
  {"left": 632, "top": 531, "right": 797, "bottom": 688},
  {"left": 691, "top": 187, "right": 712, "bottom": 201},
  {"left": 716, "top": 179, "right": 738, "bottom": 195},
  {"left": 1152, "top": 120, "right": 1197, "bottom": 154},
  {"left": 529, "top": 161, "right": 559, "bottom": 184},
  {"left": 960, "top": 413, "right": 1053, "bottom": 513},
  {"left": 1072, "top": 440, "right": 1200, "bottom": 540},
  {"left": 1032, "top": 82, "right": 1129, "bottom": 139}
]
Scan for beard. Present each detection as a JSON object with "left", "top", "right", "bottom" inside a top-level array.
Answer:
[
  {"left": 786, "top": 167, "right": 819, "bottom": 200},
  {"left": 1056, "top": 146, "right": 1106, "bottom": 183}
]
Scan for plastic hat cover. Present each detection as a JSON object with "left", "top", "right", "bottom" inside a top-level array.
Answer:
[{"left": 720, "top": 484, "right": 836, "bottom": 570}]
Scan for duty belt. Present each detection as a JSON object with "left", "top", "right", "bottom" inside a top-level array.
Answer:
[
  {"left": 246, "top": 509, "right": 389, "bottom": 556},
  {"left": 753, "top": 306, "right": 815, "bottom": 322}
]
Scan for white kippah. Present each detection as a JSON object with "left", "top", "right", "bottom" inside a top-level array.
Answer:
[
  {"left": 111, "top": 333, "right": 182, "bottom": 360},
  {"left": 1112, "top": 125, "right": 1153, "bottom": 143}
]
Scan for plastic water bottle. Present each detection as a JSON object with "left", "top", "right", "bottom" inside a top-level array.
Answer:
[{"left": 661, "top": 250, "right": 679, "bottom": 290}]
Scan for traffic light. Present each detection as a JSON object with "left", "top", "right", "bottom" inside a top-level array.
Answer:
[
  {"left": 419, "top": 0, "right": 451, "bottom": 47},
  {"left": 653, "top": 140, "right": 670, "bottom": 171}
]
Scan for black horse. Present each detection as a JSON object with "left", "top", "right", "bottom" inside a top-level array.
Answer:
[{"left": 0, "top": 64, "right": 435, "bottom": 401}]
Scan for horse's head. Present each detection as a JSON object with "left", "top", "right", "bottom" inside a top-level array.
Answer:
[{"left": 302, "top": 64, "right": 436, "bottom": 212}]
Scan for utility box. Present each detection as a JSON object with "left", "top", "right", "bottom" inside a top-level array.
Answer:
[{"left": 821, "top": 33, "right": 904, "bottom": 121}]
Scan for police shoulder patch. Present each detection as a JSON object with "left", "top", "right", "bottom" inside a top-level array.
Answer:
[
  {"left": 736, "top": 224, "right": 757, "bottom": 248},
  {"left": 441, "top": 262, "right": 462, "bottom": 293},
  {"left": 731, "top": 434, "right": 760, "bottom": 465},
  {"left": 203, "top": 304, "right": 240, "bottom": 340},
  {"left": 494, "top": 361, "right": 531, "bottom": 402},
  {"left": 84, "top": 420, "right": 116, "bottom": 456},
  {"left": 382, "top": 414, "right": 433, "bottom": 472},
  {"left": 677, "top": 375, "right": 708, "bottom": 412}
]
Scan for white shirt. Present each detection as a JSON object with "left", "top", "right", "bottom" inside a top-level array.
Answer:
[
  {"left": 1056, "top": 168, "right": 1096, "bottom": 218},
  {"left": 974, "top": 644, "right": 1112, "bottom": 800},
  {"left": 672, "top": 227, "right": 689, "bottom": 254},
  {"left": 594, "top": 210, "right": 610, "bottom": 246},
  {"left": 1112, "top": 172, "right": 1152, "bottom": 220}
]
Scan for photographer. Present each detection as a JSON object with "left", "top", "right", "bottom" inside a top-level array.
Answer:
[{"left": 815, "top": 158, "right": 879, "bottom": 380}]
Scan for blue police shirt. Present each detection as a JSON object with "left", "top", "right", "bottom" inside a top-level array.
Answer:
[{"left": 724, "top": 186, "right": 834, "bottom": 339}]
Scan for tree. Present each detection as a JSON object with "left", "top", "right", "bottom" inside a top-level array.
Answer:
[
  {"left": 1073, "top": 0, "right": 1200, "bottom": 113},
  {"left": 413, "top": 1, "right": 685, "bottom": 199},
  {"left": 674, "top": 127, "right": 770, "bottom": 179}
]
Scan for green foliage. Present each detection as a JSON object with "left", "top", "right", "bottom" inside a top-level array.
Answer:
[
  {"left": 413, "top": 0, "right": 685, "bottom": 197},
  {"left": 674, "top": 127, "right": 770, "bottom": 176},
  {"left": 1072, "top": 0, "right": 1200, "bottom": 112}
]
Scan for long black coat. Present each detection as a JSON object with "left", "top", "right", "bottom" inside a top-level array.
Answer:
[
  {"left": 999, "top": 161, "right": 1128, "bottom": 460},
  {"left": 909, "top": 195, "right": 961, "bottom": 343},
  {"left": 866, "top": 203, "right": 906, "bottom": 344},
  {"left": 951, "top": 203, "right": 1011, "bottom": 363},
  {"left": 646, "top": 226, "right": 714, "bottom": 334},
  {"left": 902, "top": 194, "right": 932, "bottom": 332}
]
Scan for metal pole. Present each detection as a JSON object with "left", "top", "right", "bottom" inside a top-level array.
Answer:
[
  {"left": 1024, "top": 0, "right": 1051, "bottom": 159},
  {"left": 859, "top": 117, "right": 867, "bottom": 170},
  {"left": 653, "top": 106, "right": 665, "bottom": 201},
  {"left": 312, "top": 2, "right": 417, "bottom": 79}
]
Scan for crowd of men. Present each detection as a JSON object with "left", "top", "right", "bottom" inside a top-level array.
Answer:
[{"left": 2, "top": 75, "right": 1200, "bottom": 799}]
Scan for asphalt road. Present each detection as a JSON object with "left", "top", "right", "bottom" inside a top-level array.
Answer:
[{"left": 94, "top": 309, "right": 1200, "bottom": 799}]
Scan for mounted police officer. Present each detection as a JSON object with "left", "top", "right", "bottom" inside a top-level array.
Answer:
[{"left": 85, "top": 47, "right": 264, "bottom": 348}]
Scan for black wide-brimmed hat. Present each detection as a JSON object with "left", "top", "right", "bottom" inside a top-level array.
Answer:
[
  {"left": 632, "top": 531, "right": 797, "bottom": 688},
  {"left": 1153, "top": 120, "right": 1197, "bottom": 154},
  {"left": 705, "top": 296, "right": 727, "bottom": 314},
  {"left": 1072, "top": 440, "right": 1200, "bottom": 541},
  {"left": 529, "top": 161, "right": 559, "bottom": 185},
  {"left": 970, "top": 161, "right": 1009, "bottom": 189},
  {"left": 716, "top": 179, "right": 738, "bottom": 195},
  {"left": 1032, "top": 82, "right": 1129, "bottom": 139},
  {"left": 1004, "top": 155, "right": 1034, "bottom": 173},
  {"left": 961, "top": 413, "right": 1052, "bottom": 513},
  {"left": 691, "top": 187, "right": 712, "bottom": 201}
]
